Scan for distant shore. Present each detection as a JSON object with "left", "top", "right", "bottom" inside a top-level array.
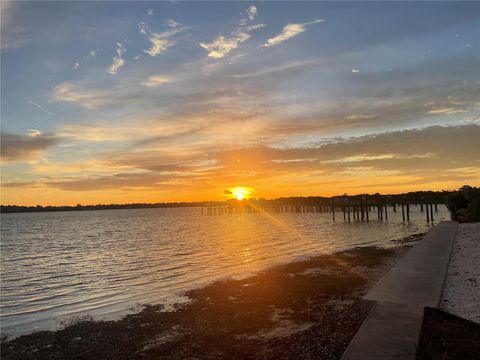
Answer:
[
  {"left": 0, "top": 189, "right": 450, "bottom": 213},
  {"left": 1, "top": 235, "right": 421, "bottom": 360}
]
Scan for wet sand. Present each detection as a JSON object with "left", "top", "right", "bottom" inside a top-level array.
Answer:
[{"left": 1, "top": 238, "right": 420, "bottom": 360}]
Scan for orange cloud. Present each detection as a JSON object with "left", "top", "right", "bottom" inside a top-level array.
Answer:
[{"left": 2, "top": 125, "right": 479, "bottom": 205}]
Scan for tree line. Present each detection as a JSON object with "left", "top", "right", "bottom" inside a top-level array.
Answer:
[{"left": 2, "top": 187, "right": 475, "bottom": 214}]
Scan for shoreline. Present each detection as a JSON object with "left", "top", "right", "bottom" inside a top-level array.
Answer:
[
  {"left": 1, "top": 232, "right": 425, "bottom": 338},
  {"left": 1, "top": 236, "right": 420, "bottom": 360}
]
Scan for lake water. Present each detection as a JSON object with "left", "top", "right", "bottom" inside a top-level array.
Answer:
[{"left": 1, "top": 205, "right": 450, "bottom": 336}]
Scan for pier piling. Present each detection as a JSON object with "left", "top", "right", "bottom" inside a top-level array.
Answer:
[{"left": 201, "top": 197, "right": 443, "bottom": 226}]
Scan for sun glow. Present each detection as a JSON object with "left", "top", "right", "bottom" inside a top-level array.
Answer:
[{"left": 232, "top": 187, "right": 250, "bottom": 200}]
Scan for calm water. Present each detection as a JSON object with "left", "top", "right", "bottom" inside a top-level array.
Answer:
[{"left": 1, "top": 206, "right": 449, "bottom": 336}]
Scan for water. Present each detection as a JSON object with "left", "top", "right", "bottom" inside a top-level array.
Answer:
[{"left": 1, "top": 205, "right": 449, "bottom": 336}]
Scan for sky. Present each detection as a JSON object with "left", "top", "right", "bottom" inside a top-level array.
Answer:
[{"left": 1, "top": 1, "right": 479, "bottom": 205}]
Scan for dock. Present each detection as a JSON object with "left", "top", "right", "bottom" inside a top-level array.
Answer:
[{"left": 201, "top": 198, "right": 441, "bottom": 223}]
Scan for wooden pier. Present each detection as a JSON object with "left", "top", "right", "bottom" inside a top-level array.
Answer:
[{"left": 201, "top": 198, "right": 441, "bottom": 223}]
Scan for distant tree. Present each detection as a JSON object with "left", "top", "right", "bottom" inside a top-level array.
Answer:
[
  {"left": 447, "top": 186, "right": 480, "bottom": 222},
  {"left": 447, "top": 193, "right": 469, "bottom": 220},
  {"left": 459, "top": 185, "right": 474, "bottom": 192}
]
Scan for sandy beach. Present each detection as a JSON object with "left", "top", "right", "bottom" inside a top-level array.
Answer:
[
  {"left": 416, "top": 223, "right": 480, "bottom": 359},
  {"left": 1, "top": 238, "right": 420, "bottom": 360},
  {"left": 441, "top": 222, "right": 480, "bottom": 323}
]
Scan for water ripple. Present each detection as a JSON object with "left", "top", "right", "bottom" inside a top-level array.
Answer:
[{"left": 1, "top": 206, "right": 449, "bottom": 336}]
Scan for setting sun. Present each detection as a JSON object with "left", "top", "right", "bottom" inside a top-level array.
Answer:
[{"left": 232, "top": 187, "right": 250, "bottom": 201}]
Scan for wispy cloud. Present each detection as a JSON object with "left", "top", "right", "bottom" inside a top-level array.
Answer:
[
  {"left": 57, "top": 117, "right": 205, "bottom": 143},
  {"left": 51, "top": 81, "right": 110, "bottom": 109},
  {"left": 427, "top": 108, "right": 466, "bottom": 115},
  {"left": 145, "top": 34, "right": 170, "bottom": 56},
  {"left": 140, "top": 75, "right": 175, "bottom": 88},
  {"left": 107, "top": 42, "right": 126, "bottom": 74},
  {"left": 139, "top": 21, "right": 186, "bottom": 57},
  {"left": 229, "top": 59, "right": 321, "bottom": 78},
  {"left": 199, "top": 14, "right": 265, "bottom": 59},
  {"left": 166, "top": 19, "right": 181, "bottom": 28},
  {"left": 344, "top": 114, "right": 375, "bottom": 121},
  {"left": 263, "top": 19, "right": 325, "bottom": 47},
  {"left": 246, "top": 5, "right": 257, "bottom": 21},
  {"left": 200, "top": 32, "right": 252, "bottom": 59},
  {"left": 27, "top": 129, "right": 43, "bottom": 137}
]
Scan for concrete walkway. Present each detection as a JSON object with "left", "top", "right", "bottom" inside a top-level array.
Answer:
[{"left": 341, "top": 221, "right": 458, "bottom": 359}]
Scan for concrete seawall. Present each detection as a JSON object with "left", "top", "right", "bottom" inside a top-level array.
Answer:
[{"left": 341, "top": 221, "right": 458, "bottom": 359}]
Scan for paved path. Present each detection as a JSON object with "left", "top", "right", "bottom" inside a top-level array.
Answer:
[{"left": 341, "top": 221, "right": 458, "bottom": 360}]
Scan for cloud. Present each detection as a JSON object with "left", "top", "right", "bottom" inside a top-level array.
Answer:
[
  {"left": 212, "top": 125, "right": 480, "bottom": 179},
  {"left": 56, "top": 116, "right": 205, "bottom": 143},
  {"left": 427, "top": 108, "right": 466, "bottom": 115},
  {"left": 145, "top": 34, "right": 170, "bottom": 56},
  {"left": 89, "top": 49, "right": 96, "bottom": 58},
  {"left": 344, "top": 114, "right": 374, "bottom": 121},
  {"left": 74, "top": 62, "right": 80, "bottom": 69},
  {"left": 199, "top": 24, "right": 265, "bottom": 59},
  {"left": 108, "top": 42, "right": 126, "bottom": 74},
  {"left": 51, "top": 81, "right": 111, "bottom": 109},
  {"left": 263, "top": 19, "right": 324, "bottom": 47},
  {"left": 166, "top": 19, "right": 181, "bottom": 28},
  {"left": 51, "top": 47, "right": 480, "bottom": 139},
  {"left": 246, "top": 5, "right": 257, "bottom": 21},
  {"left": 139, "top": 22, "right": 187, "bottom": 56},
  {"left": 229, "top": 59, "right": 322, "bottom": 78},
  {"left": 245, "top": 24, "right": 266, "bottom": 32},
  {"left": 147, "top": 9, "right": 154, "bottom": 16},
  {"left": 0, "top": 1, "right": 31, "bottom": 50},
  {"left": 200, "top": 33, "right": 251, "bottom": 59},
  {"left": 50, "top": 172, "right": 174, "bottom": 191},
  {"left": 1, "top": 181, "right": 40, "bottom": 189},
  {"left": 140, "top": 75, "right": 174, "bottom": 88},
  {"left": 51, "top": 75, "right": 186, "bottom": 111},
  {"left": 1, "top": 132, "right": 59, "bottom": 162},
  {"left": 21, "top": 124, "right": 479, "bottom": 194},
  {"left": 199, "top": 4, "right": 265, "bottom": 59},
  {"left": 138, "top": 22, "right": 149, "bottom": 35},
  {"left": 57, "top": 123, "right": 130, "bottom": 142},
  {"left": 27, "top": 129, "right": 43, "bottom": 137}
]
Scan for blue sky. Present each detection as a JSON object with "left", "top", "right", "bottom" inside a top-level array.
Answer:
[{"left": 1, "top": 1, "right": 479, "bottom": 204}]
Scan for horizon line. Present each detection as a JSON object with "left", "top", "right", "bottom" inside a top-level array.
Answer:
[{"left": 1, "top": 185, "right": 476, "bottom": 209}]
